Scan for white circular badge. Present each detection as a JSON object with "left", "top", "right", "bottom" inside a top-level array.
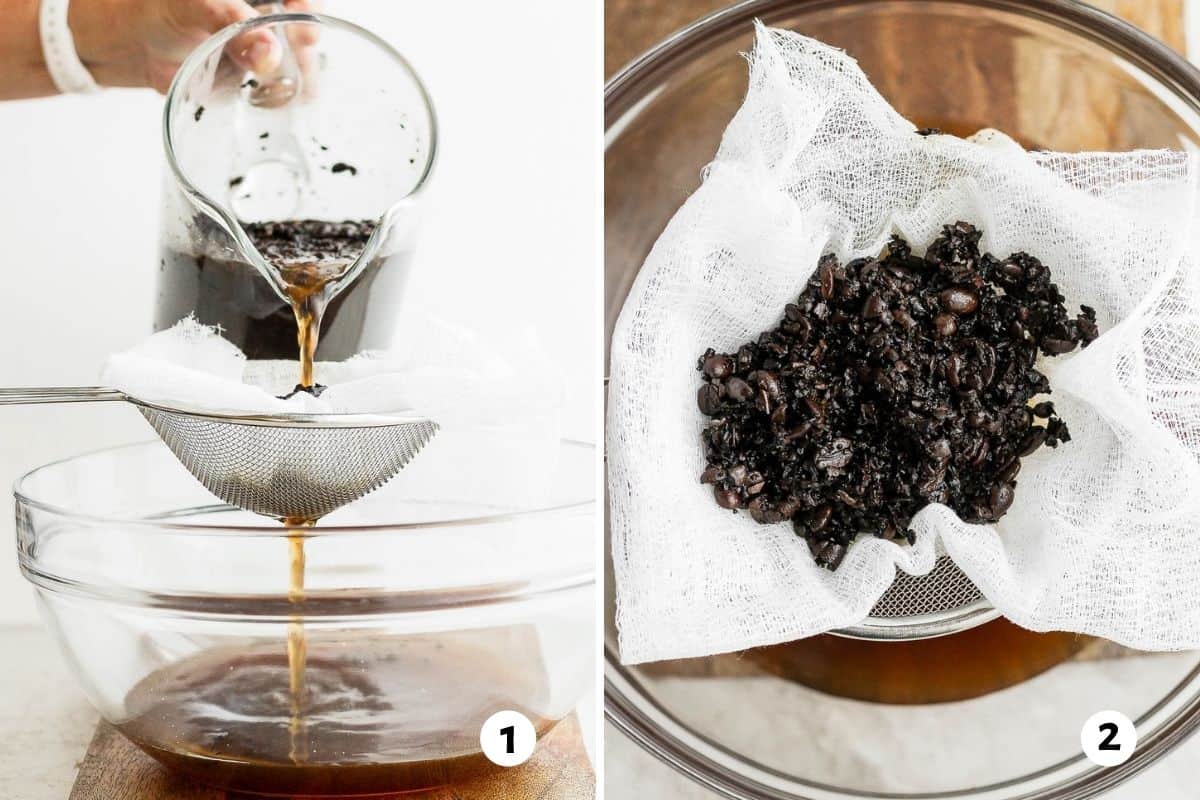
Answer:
[
  {"left": 480, "top": 710, "right": 537, "bottom": 767},
  {"left": 1081, "top": 710, "right": 1137, "bottom": 767}
]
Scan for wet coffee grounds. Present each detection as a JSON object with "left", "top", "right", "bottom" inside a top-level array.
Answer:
[
  {"left": 243, "top": 219, "right": 375, "bottom": 266},
  {"left": 278, "top": 383, "right": 327, "bottom": 400},
  {"left": 696, "top": 222, "right": 1099, "bottom": 570}
]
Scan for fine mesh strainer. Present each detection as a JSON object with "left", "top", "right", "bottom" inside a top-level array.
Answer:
[
  {"left": 1, "top": 387, "right": 437, "bottom": 521},
  {"left": 834, "top": 555, "right": 999, "bottom": 641}
]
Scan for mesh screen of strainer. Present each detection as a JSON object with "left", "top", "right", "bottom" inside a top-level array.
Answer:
[
  {"left": 139, "top": 406, "right": 438, "bottom": 522},
  {"left": 833, "top": 556, "right": 998, "bottom": 640}
]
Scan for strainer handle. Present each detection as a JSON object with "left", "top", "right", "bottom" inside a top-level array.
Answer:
[{"left": 0, "top": 387, "right": 127, "bottom": 405}]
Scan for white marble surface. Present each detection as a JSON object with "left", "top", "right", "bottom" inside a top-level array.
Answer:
[
  {"left": 0, "top": 624, "right": 596, "bottom": 799},
  {"left": 606, "top": 723, "right": 1200, "bottom": 798},
  {"left": 0, "top": 626, "right": 96, "bottom": 800},
  {"left": 604, "top": 676, "right": 1200, "bottom": 800}
]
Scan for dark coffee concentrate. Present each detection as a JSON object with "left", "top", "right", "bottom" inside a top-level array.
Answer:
[
  {"left": 155, "top": 219, "right": 385, "bottom": 377},
  {"left": 117, "top": 635, "right": 553, "bottom": 795}
]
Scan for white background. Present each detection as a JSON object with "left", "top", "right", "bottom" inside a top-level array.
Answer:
[{"left": 0, "top": 0, "right": 597, "bottom": 625}]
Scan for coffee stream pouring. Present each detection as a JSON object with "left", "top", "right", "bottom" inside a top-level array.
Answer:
[{"left": 1, "top": 12, "right": 440, "bottom": 522}]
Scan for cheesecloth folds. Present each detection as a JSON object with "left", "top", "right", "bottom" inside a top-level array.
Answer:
[{"left": 608, "top": 23, "right": 1200, "bottom": 664}]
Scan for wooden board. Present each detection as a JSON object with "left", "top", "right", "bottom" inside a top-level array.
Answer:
[
  {"left": 69, "top": 715, "right": 594, "bottom": 800},
  {"left": 605, "top": 0, "right": 1185, "bottom": 79}
]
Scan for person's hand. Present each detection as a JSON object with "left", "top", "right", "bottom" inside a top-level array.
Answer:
[{"left": 71, "top": 0, "right": 319, "bottom": 93}]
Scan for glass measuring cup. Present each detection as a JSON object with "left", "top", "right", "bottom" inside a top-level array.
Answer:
[{"left": 155, "top": 10, "right": 437, "bottom": 361}]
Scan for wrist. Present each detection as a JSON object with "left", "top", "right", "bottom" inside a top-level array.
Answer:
[{"left": 67, "top": 0, "right": 130, "bottom": 72}]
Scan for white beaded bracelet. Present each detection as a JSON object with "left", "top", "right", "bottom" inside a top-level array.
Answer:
[{"left": 39, "top": 0, "right": 101, "bottom": 94}]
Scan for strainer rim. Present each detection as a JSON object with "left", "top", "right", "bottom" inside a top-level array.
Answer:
[
  {"left": 14, "top": 439, "right": 595, "bottom": 534},
  {"left": 127, "top": 394, "right": 432, "bottom": 429}
]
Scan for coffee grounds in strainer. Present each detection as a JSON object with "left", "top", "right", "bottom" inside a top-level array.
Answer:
[{"left": 696, "top": 222, "right": 1099, "bottom": 570}]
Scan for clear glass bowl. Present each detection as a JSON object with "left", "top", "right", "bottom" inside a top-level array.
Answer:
[
  {"left": 17, "top": 440, "right": 593, "bottom": 796},
  {"left": 605, "top": 1, "right": 1200, "bottom": 797}
]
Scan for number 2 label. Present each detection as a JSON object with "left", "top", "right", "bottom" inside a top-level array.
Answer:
[{"left": 1081, "top": 711, "right": 1136, "bottom": 767}]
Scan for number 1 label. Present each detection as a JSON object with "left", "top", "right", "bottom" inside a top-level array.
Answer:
[{"left": 481, "top": 710, "right": 537, "bottom": 767}]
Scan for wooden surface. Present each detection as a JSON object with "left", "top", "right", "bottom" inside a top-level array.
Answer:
[
  {"left": 605, "top": 0, "right": 1186, "bottom": 78},
  {"left": 70, "top": 715, "right": 594, "bottom": 800},
  {"left": 605, "top": 0, "right": 728, "bottom": 76}
]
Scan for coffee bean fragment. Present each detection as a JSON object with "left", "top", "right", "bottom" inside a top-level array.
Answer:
[
  {"left": 815, "top": 439, "right": 854, "bottom": 470},
  {"left": 697, "top": 384, "right": 722, "bottom": 415},
  {"left": 727, "top": 464, "right": 749, "bottom": 487},
  {"left": 748, "top": 495, "right": 782, "bottom": 523},
  {"left": 714, "top": 486, "right": 741, "bottom": 509},
  {"left": 934, "top": 313, "right": 957, "bottom": 338},
  {"left": 940, "top": 287, "right": 979, "bottom": 315},
  {"left": 818, "top": 255, "right": 836, "bottom": 300},
  {"left": 703, "top": 354, "right": 733, "bottom": 379},
  {"left": 1018, "top": 426, "right": 1048, "bottom": 457},
  {"left": 989, "top": 482, "right": 1015, "bottom": 517},
  {"left": 806, "top": 503, "right": 832, "bottom": 532},
  {"left": 1040, "top": 337, "right": 1077, "bottom": 354},
  {"left": 725, "top": 376, "right": 753, "bottom": 403},
  {"left": 863, "top": 293, "right": 887, "bottom": 319},
  {"left": 814, "top": 541, "right": 847, "bottom": 570},
  {"left": 695, "top": 222, "right": 1097, "bottom": 569},
  {"left": 998, "top": 459, "right": 1021, "bottom": 483},
  {"left": 278, "top": 383, "right": 327, "bottom": 400}
]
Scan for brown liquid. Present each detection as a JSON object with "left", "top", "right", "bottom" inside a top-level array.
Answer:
[
  {"left": 155, "top": 219, "right": 386, "bottom": 368},
  {"left": 284, "top": 520, "right": 313, "bottom": 765},
  {"left": 253, "top": 220, "right": 376, "bottom": 388},
  {"left": 116, "top": 633, "right": 554, "bottom": 796},
  {"left": 153, "top": 220, "right": 482, "bottom": 793},
  {"left": 644, "top": 619, "right": 1090, "bottom": 704},
  {"left": 279, "top": 263, "right": 341, "bottom": 389},
  {"left": 236, "top": 226, "right": 369, "bottom": 781},
  {"left": 748, "top": 620, "right": 1091, "bottom": 704}
]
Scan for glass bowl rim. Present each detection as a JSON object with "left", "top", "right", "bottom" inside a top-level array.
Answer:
[
  {"left": 14, "top": 439, "right": 595, "bottom": 535},
  {"left": 603, "top": 0, "right": 1200, "bottom": 798}
]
